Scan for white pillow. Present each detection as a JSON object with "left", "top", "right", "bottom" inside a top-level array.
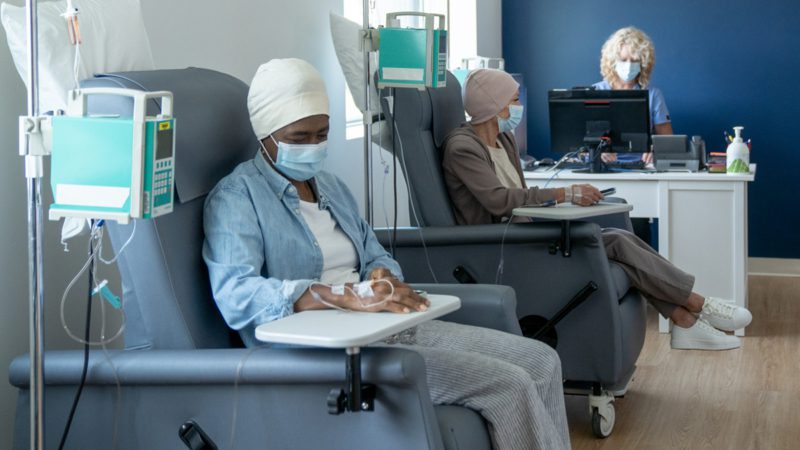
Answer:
[
  {"left": 329, "top": 12, "right": 392, "bottom": 148},
  {"left": 1, "top": 0, "right": 155, "bottom": 113},
  {"left": 330, "top": 12, "right": 380, "bottom": 115}
]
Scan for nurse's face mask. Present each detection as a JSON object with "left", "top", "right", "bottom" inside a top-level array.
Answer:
[
  {"left": 614, "top": 46, "right": 641, "bottom": 83},
  {"left": 615, "top": 60, "right": 641, "bottom": 83}
]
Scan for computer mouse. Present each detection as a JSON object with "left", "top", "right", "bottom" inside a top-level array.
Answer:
[{"left": 538, "top": 158, "right": 555, "bottom": 166}]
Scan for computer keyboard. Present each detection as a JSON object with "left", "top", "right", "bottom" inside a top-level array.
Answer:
[
  {"left": 554, "top": 160, "right": 647, "bottom": 171},
  {"left": 605, "top": 160, "right": 646, "bottom": 170}
]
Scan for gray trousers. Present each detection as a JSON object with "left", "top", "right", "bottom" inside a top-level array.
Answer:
[
  {"left": 380, "top": 320, "right": 571, "bottom": 450},
  {"left": 602, "top": 228, "right": 695, "bottom": 318}
]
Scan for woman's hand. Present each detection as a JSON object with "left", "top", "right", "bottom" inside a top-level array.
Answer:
[
  {"left": 641, "top": 152, "right": 654, "bottom": 164},
  {"left": 601, "top": 152, "right": 618, "bottom": 163},
  {"left": 566, "top": 184, "right": 604, "bottom": 206},
  {"left": 364, "top": 273, "right": 430, "bottom": 314},
  {"left": 298, "top": 268, "right": 429, "bottom": 314}
]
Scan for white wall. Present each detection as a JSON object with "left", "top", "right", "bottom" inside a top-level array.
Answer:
[
  {"left": 476, "top": 0, "right": 502, "bottom": 58},
  {"left": 139, "top": 0, "right": 356, "bottom": 200},
  {"left": 0, "top": 5, "right": 32, "bottom": 444}
]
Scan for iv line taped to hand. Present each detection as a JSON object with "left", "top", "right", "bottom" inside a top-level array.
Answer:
[{"left": 308, "top": 278, "right": 395, "bottom": 312}]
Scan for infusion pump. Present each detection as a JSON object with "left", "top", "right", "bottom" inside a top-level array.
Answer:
[{"left": 49, "top": 88, "right": 176, "bottom": 223}]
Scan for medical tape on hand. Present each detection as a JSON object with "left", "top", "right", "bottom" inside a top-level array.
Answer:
[
  {"left": 356, "top": 281, "right": 375, "bottom": 298},
  {"left": 563, "top": 187, "right": 573, "bottom": 203},
  {"left": 572, "top": 185, "right": 582, "bottom": 204},
  {"left": 308, "top": 279, "right": 396, "bottom": 311},
  {"left": 308, "top": 281, "right": 349, "bottom": 311},
  {"left": 355, "top": 279, "right": 396, "bottom": 309}
]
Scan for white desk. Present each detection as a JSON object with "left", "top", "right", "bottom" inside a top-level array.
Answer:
[
  {"left": 524, "top": 166, "right": 756, "bottom": 336},
  {"left": 255, "top": 294, "right": 461, "bottom": 348}
]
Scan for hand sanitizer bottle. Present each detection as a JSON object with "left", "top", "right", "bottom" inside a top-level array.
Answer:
[{"left": 726, "top": 126, "right": 750, "bottom": 173}]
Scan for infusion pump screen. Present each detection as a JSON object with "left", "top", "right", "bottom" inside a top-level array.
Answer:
[{"left": 156, "top": 127, "right": 174, "bottom": 160}]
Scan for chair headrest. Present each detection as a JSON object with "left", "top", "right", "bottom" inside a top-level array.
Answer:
[
  {"left": 430, "top": 72, "right": 466, "bottom": 148},
  {"left": 82, "top": 68, "right": 258, "bottom": 203}
]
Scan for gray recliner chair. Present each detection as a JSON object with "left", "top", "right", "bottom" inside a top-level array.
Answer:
[
  {"left": 375, "top": 72, "right": 647, "bottom": 437},
  {"left": 9, "top": 68, "right": 524, "bottom": 449}
]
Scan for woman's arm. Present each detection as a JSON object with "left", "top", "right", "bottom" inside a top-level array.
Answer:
[
  {"left": 444, "top": 137, "right": 559, "bottom": 216},
  {"left": 203, "top": 187, "right": 314, "bottom": 330},
  {"left": 654, "top": 122, "right": 673, "bottom": 135}
]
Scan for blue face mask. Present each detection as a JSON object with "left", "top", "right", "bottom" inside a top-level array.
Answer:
[
  {"left": 498, "top": 104, "right": 524, "bottom": 133},
  {"left": 262, "top": 136, "right": 328, "bottom": 181}
]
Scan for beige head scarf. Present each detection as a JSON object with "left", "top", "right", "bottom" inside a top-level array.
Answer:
[{"left": 463, "top": 68, "right": 519, "bottom": 124}]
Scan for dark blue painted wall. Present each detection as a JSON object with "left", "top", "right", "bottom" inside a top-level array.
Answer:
[{"left": 502, "top": 0, "right": 800, "bottom": 258}]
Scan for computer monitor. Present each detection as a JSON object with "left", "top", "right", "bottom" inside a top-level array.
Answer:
[{"left": 548, "top": 89, "right": 650, "bottom": 173}]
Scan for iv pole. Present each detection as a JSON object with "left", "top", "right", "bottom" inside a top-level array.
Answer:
[
  {"left": 361, "top": 0, "right": 374, "bottom": 225},
  {"left": 20, "top": 0, "right": 46, "bottom": 448},
  {"left": 359, "top": 0, "right": 450, "bottom": 226}
]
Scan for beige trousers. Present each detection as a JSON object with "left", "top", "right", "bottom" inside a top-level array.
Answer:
[{"left": 602, "top": 228, "right": 695, "bottom": 318}]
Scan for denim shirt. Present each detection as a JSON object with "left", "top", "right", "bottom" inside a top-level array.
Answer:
[{"left": 202, "top": 152, "right": 403, "bottom": 347}]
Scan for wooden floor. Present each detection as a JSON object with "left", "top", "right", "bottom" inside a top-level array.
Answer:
[{"left": 566, "top": 275, "right": 800, "bottom": 450}]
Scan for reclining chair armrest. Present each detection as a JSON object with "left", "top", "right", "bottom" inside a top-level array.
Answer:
[
  {"left": 411, "top": 283, "right": 521, "bottom": 335},
  {"left": 377, "top": 221, "right": 599, "bottom": 247},
  {"left": 10, "top": 349, "right": 460, "bottom": 450},
  {"left": 8, "top": 348, "right": 430, "bottom": 387},
  {"left": 377, "top": 222, "right": 563, "bottom": 246}
]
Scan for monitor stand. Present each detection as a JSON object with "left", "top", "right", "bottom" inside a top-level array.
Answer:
[{"left": 572, "top": 139, "right": 613, "bottom": 174}]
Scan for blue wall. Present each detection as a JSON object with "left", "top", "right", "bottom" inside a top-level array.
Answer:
[{"left": 502, "top": 0, "right": 800, "bottom": 258}]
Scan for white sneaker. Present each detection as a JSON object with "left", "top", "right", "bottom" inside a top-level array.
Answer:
[
  {"left": 670, "top": 318, "right": 741, "bottom": 350},
  {"left": 700, "top": 297, "right": 752, "bottom": 331}
]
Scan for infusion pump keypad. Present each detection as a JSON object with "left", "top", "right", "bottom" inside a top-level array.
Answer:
[{"left": 153, "top": 159, "right": 174, "bottom": 206}]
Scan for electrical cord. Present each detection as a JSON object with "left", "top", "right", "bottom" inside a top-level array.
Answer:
[
  {"left": 57, "top": 231, "right": 95, "bottom": 450},
  {"left": 542, "top": 150, "right": 579, "bottom": 188},
  {"left": 94, "top": 252, "right": 122, "bottom": 450},
  {"left": 97, "top": 219, "right": 136, "bottom": 265},
  {"left": 377, "top": 118, "right": 393, "bottom": 252},
  {"left": 393, "top": 120, "right": 439, "bottom": 283},
  {"left": 495, "top": 215, "right": 516, "bottom": 285},
  {"left": 99, "top": 310, "right": 122, "bottom": 450},
  {"left": 392, "top": 117, "right": 398, "bottom": 258},
  {"left": 228, "top": 346, "right": 264, "bottom": 450},
  {"left": 390, "top": 87, "right": 398, "bottom": 257}
]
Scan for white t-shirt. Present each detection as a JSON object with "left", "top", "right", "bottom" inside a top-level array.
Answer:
[
  {"left": 489, "top": 140, "right": 523, "bottom": 189},
  {"left": 299, "top": 200, "right": 360, "bottom": 285}
]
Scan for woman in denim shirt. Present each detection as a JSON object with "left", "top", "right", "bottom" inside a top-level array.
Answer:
[{"left": 203, "top": 58, "right": 570, "bottom": 450}]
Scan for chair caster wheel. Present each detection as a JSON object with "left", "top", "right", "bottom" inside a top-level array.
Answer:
[{"left": 589, "top": 391, "right": 615, "bottom": 438}]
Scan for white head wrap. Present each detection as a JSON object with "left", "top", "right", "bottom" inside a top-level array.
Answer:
[{"left": 247, "top": 58, "right": 330, "bottom": 140}]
